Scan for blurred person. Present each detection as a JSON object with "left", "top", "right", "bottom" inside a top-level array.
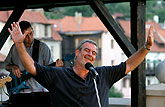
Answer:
[{"left": 5, "top": 21, "right": 56, "bottom": 106}]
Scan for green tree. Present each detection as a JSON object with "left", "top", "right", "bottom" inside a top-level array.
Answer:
[
  {"left": 62, "top": 5, "right": 93, "bottom": 17},
  {"left": 44, "top": 3, "right": 130, "bottom": 19},
  {"left": 44, "top": 0, "right": 165, "bottom": 23},
  {"left": 146, "top": 0, "right": 165, "bottom": 23},
  {"left": 109, "top": 86, "right": 123, "bottom": 98},
  {"left": 105, "top": 3, "right": 130, "bottom": 17},
  {"left": 44, "top": 5, "right": 93, "bottom": 19}
]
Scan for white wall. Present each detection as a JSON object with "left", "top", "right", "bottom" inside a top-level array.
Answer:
[
  {"left": 101, "top": 31, "right": 127, "bottom": 66},
  {"left": 41, "top": 40, "right": 62, "bottom": 62},
  {"left": 33, "top": 23, "right": 52, "bottom": 38},
  {"left": 146, "top": 76, "right": 160, "bottom": 86},
  {"left": 32, "top": 23, "right": 45, "bottom": 38},
  {"left": 47, "top": 25, "right": 52, "bottom": 38},
  {"left": 146, "top": 52, "right": 165, "bottom": 61}
]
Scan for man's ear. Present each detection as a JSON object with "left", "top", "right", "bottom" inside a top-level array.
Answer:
[{"left": 75, "top": 49, "right": 80, "bottom": 57}]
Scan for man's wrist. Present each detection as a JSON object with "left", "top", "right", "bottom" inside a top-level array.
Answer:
[
  {"left": 144, "top": 45, "right": 150, "bottom": 51},
  {"left": 15, "top": 42, "right": 25, "bottom": 49},
  {"left": 15, "top": 42, "right": 23, "bottom": 46}
]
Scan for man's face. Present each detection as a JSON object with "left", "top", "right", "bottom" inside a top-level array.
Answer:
[
  {"left": 76, "top": 42, "right": 97, "bottom": 66},
  {"left": 23, "top": 27, "right": 34, "bottom": 47}
]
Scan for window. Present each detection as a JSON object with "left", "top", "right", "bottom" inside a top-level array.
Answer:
[
  {"left": 111, "top": 60, "right": 114, "bottom": 65},
  {"left": 111, "top": 39, "right": 114, "bottom": 49},
  {"left": 51, "top": 46, "right": 54, "bottom": 59},
  {"left": 147, "top": 80, "right": 151, "bottom": 86},
  {"left": 45, "top": 25, "right": 48, "bottom": 37},
  {"left": 123, "top": 78, "right": 126, "bottom": 88}
]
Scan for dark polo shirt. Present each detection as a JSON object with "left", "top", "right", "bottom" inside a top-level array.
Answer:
[{"left": 34, "top": 62, "right": 126, "bottom": 107}]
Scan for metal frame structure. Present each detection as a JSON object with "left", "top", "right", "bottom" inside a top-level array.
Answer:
[{"left": 0, "top": 0, "right": 148, "bottom": 106}]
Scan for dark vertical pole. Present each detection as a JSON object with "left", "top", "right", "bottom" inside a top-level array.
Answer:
[{"left": 130, "top": 0, "right": 146, "bottom": 107}]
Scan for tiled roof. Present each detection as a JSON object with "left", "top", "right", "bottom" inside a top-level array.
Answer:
[
  {"left": 0, "top": 10, "right": 48, "bottom": 24},
  {"left": 20, "top": 10, "right": 48, "bottom": 24},
  {"left": 48, "top": 19, "right": 61, "bottom": 31},
  {"left": 81, "top": 16, "right": 107, "bottom": 31},
  {"left": 51, "top": 25, "right": 62, "bottom": 41},
  {"left": 49, "top": 16, "right": 107, "bottom": 32},
  {"left": 50, "top": 15, "right": 165, "bottom": 52},
  {"left": 119, "top": 20, "right": 165, "bottom": 52},
  {"left": 118, "top": 20, "right": 130, "bottom": 38},
  {"left": 48, "top": 20, "right": 62, "bottom": 41},
  {"left": 0, "top": 11, "right": 10, "bottom": 22}
]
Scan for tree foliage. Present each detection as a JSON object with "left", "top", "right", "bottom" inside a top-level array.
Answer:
[
  {"left": 109, "top": 86, "right": 123, "bottom": 98},
  {"left": 44, "top": 1, "right": 165, "bottom": 23}
]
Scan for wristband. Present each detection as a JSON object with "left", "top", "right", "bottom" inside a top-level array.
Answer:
[{"left": 144, "top": 45, "right": 150, "bottom": 51}]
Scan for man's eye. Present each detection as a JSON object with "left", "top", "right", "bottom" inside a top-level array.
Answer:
[
  {"left": 85, "top": 48, "right": 90, "bottom": 52},
  {"left": 92, "top": 51, "right": 97, "bottom": 56}
]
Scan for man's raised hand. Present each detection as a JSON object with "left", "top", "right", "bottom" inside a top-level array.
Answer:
[
  {"left": 146, "top": 25, "right": 154, "bottom": 49},
  {"left": 8, "top": 22, "right": 28, "bottom": 45}
]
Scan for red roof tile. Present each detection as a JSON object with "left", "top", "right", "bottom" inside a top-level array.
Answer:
[
  {"left": 118, "top": 20, "right": 130, "bottom": 38},
  {"left": 48, "top": 19, "right": 61, "bottom": 31},
  {"left": 150, "top": 42, "right": 165, "bottom": 52},
  {"left": 0, "top": 10, "right": 48, "bottom": 24},
  {"left": 49, "top": 16, "right": 108, "bottom": 32},
  {"left": 20, "top": 10, "right": 48, "bottom": 24},
  {"left": 81, "top": 16, "right": 107, "bottom": 31},
  {"left": 51, "top": 25, "right": 62, "bottom": 41},
  {"left": 119, "top": 20, "right": 165, "bottom": 52},
  {"left": 0, "top": 11, "right": 10, "bottom": 22}
]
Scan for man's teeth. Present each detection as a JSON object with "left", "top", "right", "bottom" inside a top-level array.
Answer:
[{"left": 85, "top": 55, "right": 92, "bottom": 60}]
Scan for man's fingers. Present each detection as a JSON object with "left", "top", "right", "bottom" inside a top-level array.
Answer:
[
  {"left": 8, "top": 28, "right": 12, "bottom": 35},
  {"left": 11, "top": 23, "right": 14, "bottom": 31},
  {"left": 149, "top": 25, "right": 153, "bottom": 36},
  {"left": 13, "top": 22, "right": 17, "bottom": 29},
  {"left": 146, "top": 25, "right": 154, "bottom": 47},
  {"left": 9, "top": 22, "right": 18, "bottom": 35},
  {"left": 13, "top": 70, "right": 21, "bottom": 78},
  {"left": 16, "top": 22, "right": 21, "bottom": 32}
]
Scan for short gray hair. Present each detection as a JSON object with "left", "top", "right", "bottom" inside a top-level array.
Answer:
[{"left": 76, "top": 39, "right": 98, "bottom": 51}]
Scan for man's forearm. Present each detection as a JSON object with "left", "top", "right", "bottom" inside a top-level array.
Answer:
[
  {"left": 15, "top": 43, "right": 36, "bottom": 75},
  {"left": 125, "top": 47, "right": 149, "bottom": 74},
  {"left": 125, "top": 25, "right": 153, "bottom": 74}
]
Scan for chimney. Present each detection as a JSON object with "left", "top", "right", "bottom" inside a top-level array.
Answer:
[
  {"left": 75, "top": 12, "right": 82, "bottom": 31},
  {"left": 153, "top": 15, "right": 159, "bottom": 23}
]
